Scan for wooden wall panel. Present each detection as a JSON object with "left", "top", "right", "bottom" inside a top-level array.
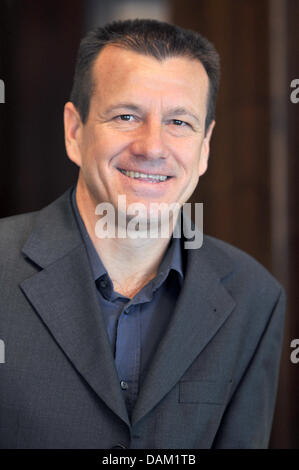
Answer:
[
  {"left": 172, "top": 0, "right": 271, "bottom": 268},
  {"left": 0, "top": 0, "right": 83, "bottom": 217}
]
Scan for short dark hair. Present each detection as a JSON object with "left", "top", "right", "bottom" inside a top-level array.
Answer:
[{"left": 70, "top": 18, "right": 220, "bottom": 134}]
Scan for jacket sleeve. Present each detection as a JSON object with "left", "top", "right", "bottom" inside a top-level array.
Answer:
[{"left": 212, "top": 287, "right": 286, "bottom": 449}]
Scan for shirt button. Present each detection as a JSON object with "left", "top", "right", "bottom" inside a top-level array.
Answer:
[
  {"left": 120, "top": 380, "right": 129, "bottom": 390},
  {"left": 99, "top": 279, "right": 108, "bottom": 288}
]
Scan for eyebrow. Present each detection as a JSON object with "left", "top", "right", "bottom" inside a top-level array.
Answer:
[
  {"left": 104, "top": 103, "right": 201, "bottom": 125},
  {"left": 104, "top": 103, "right": 141, "bottom": 114}
]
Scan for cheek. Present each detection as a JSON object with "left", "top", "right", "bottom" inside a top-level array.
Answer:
[
  {"left": 175, "top": 141, "right": 202, "bottom": 175},
  {"left": 81, "top": 135, "right": 109, "bottom": 170},
  {"left": 87, "top": 129, "right": 129, "bottom": 165}
]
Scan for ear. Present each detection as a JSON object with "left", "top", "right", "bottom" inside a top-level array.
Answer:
[
  {"left": 64, "top": 101, "right": 83, "bottom": 167},
  {"left": 198, "top": 120, "right": 215, "bottom": 176}
]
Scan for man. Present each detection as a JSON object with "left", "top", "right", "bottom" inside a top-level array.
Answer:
[{"left": 0, "top": 19, "right": 285, "bottom": 449}]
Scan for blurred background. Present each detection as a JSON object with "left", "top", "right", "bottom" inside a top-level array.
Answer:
[{"left": 0, "top": 0, "right": 298, "bottom": 448}]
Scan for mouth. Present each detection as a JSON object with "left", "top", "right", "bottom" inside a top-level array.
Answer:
[{"left": 117, "top": 167, "right": 173, "bottom": 183}]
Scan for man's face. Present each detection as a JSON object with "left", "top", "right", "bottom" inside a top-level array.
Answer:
[{"left": 65, "top": 45, "right": 214, "bottom": 216}]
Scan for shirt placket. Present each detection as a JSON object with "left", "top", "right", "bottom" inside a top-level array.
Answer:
[{"left": 114, "top": 303, "right": 141, "bottom": 415}]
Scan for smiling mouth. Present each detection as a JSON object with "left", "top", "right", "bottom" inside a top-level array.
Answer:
[{"left": 117, "top": 168, "right": 173, "bottom": 183}]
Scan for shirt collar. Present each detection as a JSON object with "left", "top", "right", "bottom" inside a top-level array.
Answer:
[
  {"left": 71, "top": 185, "right": 107, "bottom": 280},
  {"left": 71, "top": 185, "right": 184, "bottom": 286}
]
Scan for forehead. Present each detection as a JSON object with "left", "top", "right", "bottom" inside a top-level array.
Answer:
[{"left": 90, "top": 45, "right": 209, "bottom": 110}]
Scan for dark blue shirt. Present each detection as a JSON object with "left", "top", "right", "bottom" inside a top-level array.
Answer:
[{"left": 71, "top": 186, "right": 184, "bottom": 419}]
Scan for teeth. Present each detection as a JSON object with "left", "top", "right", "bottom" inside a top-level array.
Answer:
[{"left": 119, "top": 169, "right": 168, "bottom": 181}]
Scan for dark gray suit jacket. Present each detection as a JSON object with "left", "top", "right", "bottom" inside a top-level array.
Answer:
[{"left": 0, "top": 187, "right": 286, "bottom": 448}]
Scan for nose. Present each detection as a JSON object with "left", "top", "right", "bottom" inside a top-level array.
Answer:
[{"left": 129, "top": 120, "right": 166, "bottom": 160}]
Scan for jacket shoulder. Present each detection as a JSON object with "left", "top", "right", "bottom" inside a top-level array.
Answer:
[
  {"left": 202, "top": 234, "right": 284, "bottom": 299},
  {"left": 0, "top": 188, "right": 73, "bottom": 256},
  {"left": 0, "top": 211, "right": 39, "bottom": 253}
]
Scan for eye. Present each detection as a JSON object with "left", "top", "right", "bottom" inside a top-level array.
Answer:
[
  {"left": 116, "top": 114, "right": 134, "bottom": 121},
  {"left": 171, "top": 119, "right": 189, "bottom": 127}
]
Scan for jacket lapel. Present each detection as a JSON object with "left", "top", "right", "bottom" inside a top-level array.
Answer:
[
  {"left": 20, "top": 188, "right": 130, "bottom": 426},
  {"left": 131, "top": 217, "right": 236, "bottom": 426}
]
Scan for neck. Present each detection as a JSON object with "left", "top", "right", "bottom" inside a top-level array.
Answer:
[{"left": 75, "top": 179, "right": 179, "bottom": 296}]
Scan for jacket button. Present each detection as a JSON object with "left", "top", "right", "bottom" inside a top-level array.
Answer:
[
  {"left": 120, "top": 380, "right": 129, "bottom": 390},
  {"left": 111, "top": 444, "right": 127, "bottom": 449}
]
